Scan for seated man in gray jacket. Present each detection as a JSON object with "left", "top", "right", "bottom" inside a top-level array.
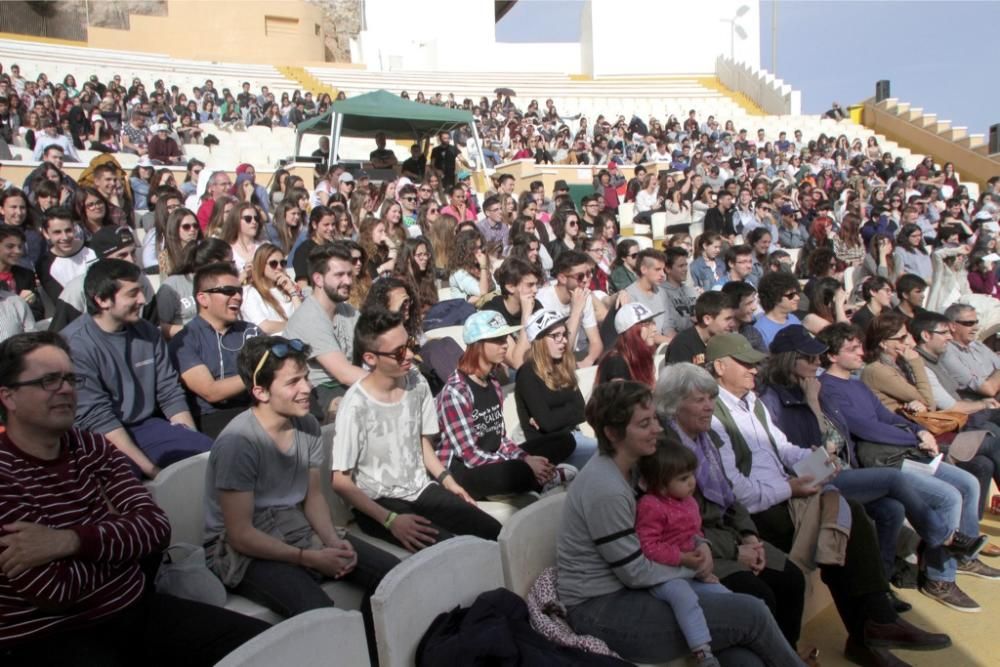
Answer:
[{"left": 63, "top": 259, "right": 211, "bottom": 478}]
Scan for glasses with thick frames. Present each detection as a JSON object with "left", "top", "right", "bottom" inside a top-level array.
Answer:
[{"left": 5, "top": 372, "right": 82, "bottom": 392}]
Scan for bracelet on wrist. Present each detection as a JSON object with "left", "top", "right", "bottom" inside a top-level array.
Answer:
[
  {"left": 436, "top": 469, "right": 452, "bottom": 484},
  {"left": 383, "top": 511, "right": 398, "bottom": 530},
  {"left": 296, "top": 547, "right": 304, "bottom": 566}
]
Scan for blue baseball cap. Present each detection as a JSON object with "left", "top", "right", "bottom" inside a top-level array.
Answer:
[{"left": 463, "top": 310, "right": 521, "bottom": 345}]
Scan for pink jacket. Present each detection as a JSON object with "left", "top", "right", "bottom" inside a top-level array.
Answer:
[{"left": 635, "top": 493, "right": 703, "bottom": 566}]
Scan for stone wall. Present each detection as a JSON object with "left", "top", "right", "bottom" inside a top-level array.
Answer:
[{"left": 307, "top": 0, "right": 361, "bottom": 63}]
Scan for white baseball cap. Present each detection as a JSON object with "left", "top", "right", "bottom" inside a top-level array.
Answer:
[
  {"left": 614, "top": 302, "right": 660, "bottom": 334},
  {"left": 525, "top": 309, "right": 568, "bottom": 343},
  {"left": 338, "top": 172, "right": 355, "bottom": 183}
]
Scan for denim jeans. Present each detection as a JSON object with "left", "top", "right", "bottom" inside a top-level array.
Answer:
[
  {"left": 567, "top": 587, "right": 804, "bottom": 666},
  {"left": 831, "top": 467, "right": 953, "bottom": 573},
  {"left": 649, "top": 579, "right": 732, "bottom": 650},
  {"left": 899, "top": 462, "right": 980, "bottom": 582},
  {"left": 567, "top": 431, "right": 599, "bottom": 470}
]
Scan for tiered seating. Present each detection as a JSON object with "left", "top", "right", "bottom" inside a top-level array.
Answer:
[
  {"left": 0, "top": 38, "right": 296, "bottom": 97},
  {"left": 215, "top": 608, "right": 369, "bottom": 667}
]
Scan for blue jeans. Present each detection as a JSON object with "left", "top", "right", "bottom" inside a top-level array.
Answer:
[
  {"left": 567, "top": 431, "right": 598, "bottom": 470},
  {"left": 900, "top": 462, "right": 980, "bottom": 582},
  {"left": 650, "top": 578, "right": 732, "bottom": 650},
  {"left": 567, "top": 587, "right": 803, "bottom": 666},
  {"left": 831, "top": 467, "right": 953, "bottom": 574}
]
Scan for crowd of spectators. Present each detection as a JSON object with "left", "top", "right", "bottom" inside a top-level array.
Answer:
[{"left": 5, "top": 65, "right": 1000, "bottom": 666}]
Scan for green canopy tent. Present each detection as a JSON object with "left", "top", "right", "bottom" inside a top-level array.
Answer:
[{"left": 293, "top": 89, "right": 484, "bottom": 172}]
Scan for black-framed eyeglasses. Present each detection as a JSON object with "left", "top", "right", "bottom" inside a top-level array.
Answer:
[
  {"left": 955, "top": 319, "right": 979, "bottom": 327},
  {"left": 370, "top": 337, "right": 418, "bottom": 364},
  {"left": 5, "top": 372, "right": 82, "bottom": 392},
  {"left": 267, "top": 258, "right": 288, "bottom": 269},
  {"left": 886, "top": 333, "right": 908, "bottom": 342},
  {"left": 252, "top": 338, "right": 306, "bottom": 387},
  {"left": 930, "top": 329, "right": 950, "bottom": 336},
  {"left": 201, "top": 285, "right": 243, "bottom": 297},
  {"left": 546, "top": 330, "right": 568, "bottom": 342}
]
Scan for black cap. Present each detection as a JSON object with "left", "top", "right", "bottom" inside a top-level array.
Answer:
[
  {"left": 770, "top": 325, "right": 828, "bottom": 356},
  {"left": 90, "top": 226, "right": 136, "bottom": 258}
]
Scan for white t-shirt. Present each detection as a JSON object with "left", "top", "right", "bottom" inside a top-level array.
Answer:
[
  {"left": 331, "top": 371, "right": 438, "bottom": 501},
  {"left": 241, "top": 286, "right": 296, "bottom": 330},
  {"left": 50, "top": 246, "right": 97, "bottom": 287},
  {"left": 536, "top": 284, "right": 596, "bottom": 355}
]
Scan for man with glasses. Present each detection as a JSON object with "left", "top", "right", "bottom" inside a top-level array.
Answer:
[
  {"left": 753, "top": 271, "right": 803, "bottom": 347},
  {"left": 476, "top": 194, "right": 508, "bottom": 251},
  {"left": 332, "top": 310, "right": 500, "bottom": 551},
  {"left": 939, "top": 303, "right": 1000, "bottom": 400},
  {"left": 580, "top": 195, "right": 602, "bottom": 237},
  {"left": 711, "top": 244, "right": 754, "bottom": 291},
  {"left": 0, "top": 331, "right": 267, "bottom": 664},
  {"left": 193, "top": 170, "right": 233, "bottom": 228},
  {"left": 398, "top": 184, "right": 420, "bottom": 233},
  {"left": 285, "top": 243, "right": 365, "bottom": 423},
  {"left": 536, "top": 250, "right": 603, "bottom": 368},
  {"left": 205, "top": 336, "right": 398, "bottom": 663},
  {"left": 169, "top": 263, "right": 260, "bottom": 438},
  {"left": 63, "top": 259, "right": 210, "bottom": 478}
]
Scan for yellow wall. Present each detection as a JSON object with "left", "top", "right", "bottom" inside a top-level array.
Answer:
[{"left": 86, "top": 0, "right": 325, "bottom": 64}]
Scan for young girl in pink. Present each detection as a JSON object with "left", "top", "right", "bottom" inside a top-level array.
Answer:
[{"left": 637, "top": 441, "right": 732, "bottom": 667}]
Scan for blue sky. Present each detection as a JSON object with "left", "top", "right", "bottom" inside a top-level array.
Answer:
[{"left": 496, "top": 1, "right": 1000, "bottom": 136}]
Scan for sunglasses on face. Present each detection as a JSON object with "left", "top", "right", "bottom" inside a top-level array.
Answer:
[
  {"left": 371, "top": 337, "right": 418, "bottom": 364},
  {"left": 402, "top": 196, "right": 416, "bottom": 202},
  {"left": 886, "top": 333, "right": 908, "bottom": 342},
  {"left": 179, "top": 223, "right": 198, "bottom": 232},
  {"left": 252, "top": 338, "right": 306, "bottom": 387},
  {"left": 783, "top": 290, "right": 800, "bottom": 300},
  {"left": 350, "top": 255, "right": 363, "bottom": 264},
  {"left": 955, "top": 319, "right": 979, "bottom": 327},
  {"left": 241, "top": 215, "right": 258, "bottom": 223},
  {"left": 267, "top": 258, "right": 288, "bottom": 269},
  {"left": 201, "top": 285, "right": 242, "bottom": 297},
  {"left": 569, "top": 270, "right": 593, "bottom": 282}
]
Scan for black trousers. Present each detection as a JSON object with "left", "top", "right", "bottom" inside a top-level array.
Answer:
[
  {"left": 353, "top": 482, "right": 502, "bottom": 547},
  {"left": 232, "top": 534, "right": 398, "bottom": 665},
  {"left": 448, "top": 432, "right": 576, "bottom": 499},
  {"left": 751, "top": 498, "right": 890, "bottom": 639},
  {"left": 721, "top": 559, "right": 806, "bottom": 648},
  {"left": 1, "top": 591, "right": 268, "bottom": 667}
]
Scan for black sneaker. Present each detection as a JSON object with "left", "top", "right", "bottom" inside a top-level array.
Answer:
[{"left": 945, "top": 532, "right": 987, "bottom": 560}]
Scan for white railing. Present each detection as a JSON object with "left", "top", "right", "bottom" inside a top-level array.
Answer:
[{"left": 715, "top": 56, "right": 801, "bottom": 116}]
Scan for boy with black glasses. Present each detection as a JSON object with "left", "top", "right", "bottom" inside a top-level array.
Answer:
[{"left": 331, "top": 309, "right": 500, "bottom": 552}]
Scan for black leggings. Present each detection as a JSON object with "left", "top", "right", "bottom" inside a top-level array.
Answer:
[
  {"left": 721, "top": 560, "right": 806, "bottom": 648},
  {"left": 448, "top": 432, "right": 576, "bottom": 499}
]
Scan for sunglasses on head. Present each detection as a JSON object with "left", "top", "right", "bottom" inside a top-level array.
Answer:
[
  {"left": 252, "top": 338, "right": 306, "bottom": 387},
  {"left": 267, "top": 258, "right": 288, "bottom": 269},
  {"left": 202, "top": 285, "right": 242, "bottom": 297},
  {"left": 370, "top": 337, "right": 418, "bottom": 364}
]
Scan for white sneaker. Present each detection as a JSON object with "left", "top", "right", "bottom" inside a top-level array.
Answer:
[{"left": 541, "top": 463, "right": 578, "bottom": 494}]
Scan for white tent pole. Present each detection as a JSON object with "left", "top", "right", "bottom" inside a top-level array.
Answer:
[
  {"left": 330, "top": 112, "right": 341, "bottom": 167},
  {"left": 470, "top": 120, "right": 487, "bottom": 176}
]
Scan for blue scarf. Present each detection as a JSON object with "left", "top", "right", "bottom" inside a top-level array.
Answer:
[{"left": 671, "top": 418, "right": 736, "bottom": 510}]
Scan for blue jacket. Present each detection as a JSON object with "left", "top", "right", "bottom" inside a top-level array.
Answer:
[{"left": 690, "top": 256, "right": 725, "bottom": 291}]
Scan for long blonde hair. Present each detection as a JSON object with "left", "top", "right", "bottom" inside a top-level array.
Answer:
[{"left": 528, "top": 329, "right": 578, "bottom": 392}]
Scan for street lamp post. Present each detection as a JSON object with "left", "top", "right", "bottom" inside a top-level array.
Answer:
[{"left": 721, "top": 4, "right": 750, "bottom": 61}]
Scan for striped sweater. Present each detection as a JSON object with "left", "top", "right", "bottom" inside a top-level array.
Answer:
[{"left": 0, "top": 429, "right": 171, "bottom": 646}]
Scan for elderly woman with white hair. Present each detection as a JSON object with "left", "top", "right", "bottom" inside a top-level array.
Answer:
[{"left": 654, "top": 363, "right": 810, "bottom": 655}]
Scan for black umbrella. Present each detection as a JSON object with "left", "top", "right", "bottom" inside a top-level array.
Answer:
[{"left": 494, "top": 87, "right": 516, "bottom": 97}]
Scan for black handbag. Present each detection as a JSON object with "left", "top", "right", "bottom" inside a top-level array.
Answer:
[{"left": 855, "top": 439, "right": 932, "bottom": 469}]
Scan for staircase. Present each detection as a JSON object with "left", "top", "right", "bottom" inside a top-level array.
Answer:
[{"left": 277, "top": 65, "right": 338, "bottom": 99}]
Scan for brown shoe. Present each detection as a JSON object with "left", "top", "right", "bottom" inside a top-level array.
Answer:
[
  {"left": 919, "top": 579, "right": 981, "bottom": 613},
  {"left": 844, "top": 636, "right": 911, "bottom": 667},
  {"left": 958, "top": 558, "right": 1000, "bottom": 579},
  {"left": 863, "top": 616, "right": 952, "bottom": 650}
]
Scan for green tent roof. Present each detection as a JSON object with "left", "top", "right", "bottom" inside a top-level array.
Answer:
[{"left": 295, "top": 89, "right": 473, "bottom": 139}]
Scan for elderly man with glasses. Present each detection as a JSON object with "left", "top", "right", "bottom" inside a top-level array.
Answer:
[{"left": 939, "top": 302, "right": 1000, "bottom": 400}]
